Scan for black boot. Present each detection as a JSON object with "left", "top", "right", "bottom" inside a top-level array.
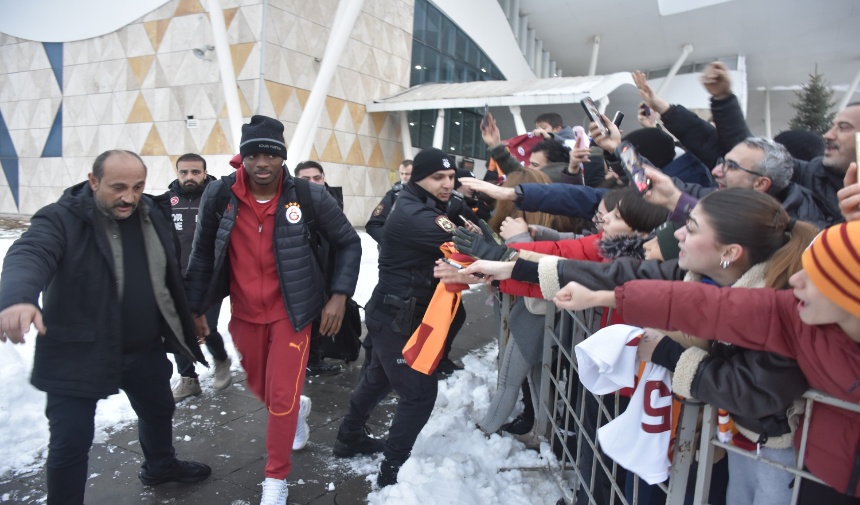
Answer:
[
  {"left": 333, "top": 425, "right": 385, "bottom": 457},
  {"left": 138, "top": 459, "right": 211, "bottom": 486},
  {"left": 377, "top": 458, "right": 406, "bottom": 487}
]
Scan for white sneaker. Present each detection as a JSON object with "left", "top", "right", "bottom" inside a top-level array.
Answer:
[
  {"left": 260, "top": 477, "right": 288, "bottom": 505},
  {"left": 172, "top": 377, "right": 201, "bottom": 402},
  {"left": 292, "top": 395, "right": 312, "bottom": 451},
  {"left": 213, "top": 357, "right": 233, "bottom": 390}
]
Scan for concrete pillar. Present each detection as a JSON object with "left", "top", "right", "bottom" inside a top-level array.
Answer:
[
  {"left": 526, "top": 28, "right": 536, "bottom": 69},
  {"left": 432, "top": 109, "right": 446, "bottom": 149},
  {"left": 204, "top": 0, "right": 244, "bottom": 152},
  {"left": 764, "top": 89, "right": 772, "bottom": 139},
  {"left": 509, "top": 105, "right": 526, "bottom": 135},
  {"left": 288, "top": 0, "right": 365, "bottom": 163},
  {"left": 534, "top": 39, "right": 543, "bottom": 76},
  {"left": 400, "top": 110, "right": 413, "bottom": 159},
  {"left": 518, "top": 15, "right": 528, "bottom": 56},
  {"left": 587, "top": 35, "right": 600, "bottom": 76},
  {"left": 656, "top": 43, "right": 694, "bottom": 95},
  {"left": 542, "top": 51, "right": 550, "bottom": 78}
]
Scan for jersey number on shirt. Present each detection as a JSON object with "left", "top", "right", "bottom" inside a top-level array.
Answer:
[{"left": 642, "top": 380, "right": 671, "bottom": 434}]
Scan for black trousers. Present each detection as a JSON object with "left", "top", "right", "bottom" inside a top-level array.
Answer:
[
  {"left": 45, "top": 342, "right": 177, "bottom": 505},
  {"left": 174, "top": 301, "right": 227, "bottom": 377},
  {"left": 340, "top": 304, "right": 438, "bottom": 462}
]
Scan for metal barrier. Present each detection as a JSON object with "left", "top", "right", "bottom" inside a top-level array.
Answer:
[{"left": 499, "top": 296, "right": 859, "bottom": 505}]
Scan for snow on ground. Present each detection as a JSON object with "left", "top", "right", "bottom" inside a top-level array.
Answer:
[{"left": 0, "top": 229, "right": 563, "bottom": 502}]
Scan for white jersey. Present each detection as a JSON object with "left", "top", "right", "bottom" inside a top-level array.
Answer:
[{"left": 576, "top": 325, "right": 673, "bottom": 485}]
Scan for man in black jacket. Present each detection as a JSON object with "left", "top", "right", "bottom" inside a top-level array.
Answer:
[
  {"left": 365, "top": 159, "right": 412, "bottom": 244},
  {"left": 0, "top": 150, "right": 211, "bottom": 504},
  {"left": 185, "top": 116, "right": 361, "bottom": 503},
  {"left": 165, "top": 153, "right": 233, "bottom": 401},
  {"left": 333, "top": 148, "right": 459, "bottom": 487}
]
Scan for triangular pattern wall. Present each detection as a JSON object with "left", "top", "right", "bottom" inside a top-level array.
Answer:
[{"left": 0, "top": 0, "right": 415, "bottom": 223}]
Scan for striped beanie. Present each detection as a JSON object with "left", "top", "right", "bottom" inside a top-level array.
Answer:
[{"left": 802, "top": 221, "right": 860, "bottom": 317}]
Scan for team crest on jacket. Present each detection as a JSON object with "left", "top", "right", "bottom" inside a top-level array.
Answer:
[
  {"left": 285, "top": 202, "right": 302, "bottom": 224},
  {"left": 372, "top": 203, "right": 384, "bottom": 217},
  {"left": 435, "top": 215, "right": 456, "bottom": 233},
  {"left": 170, "top": 196, "right": 179, "bottom": 206}
]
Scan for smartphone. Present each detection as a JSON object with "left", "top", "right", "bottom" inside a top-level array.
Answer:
[
  {"left": 618, "top": 141, "right": 651, "bottom": 194},
  {"left": 580, "top": 97, "right": 610, "bottom": 136},
  {"left": 442, "top": 258, "right": 485, "bottom": 278},
  {"left": 641, "top": 104, "right": 651, "bottom": 117},
  {"left": 481, "top": 103, "right": 489, "bottom": 129},
  {"left": 612, "top": 111, "right": 624, "bottom": 128}
]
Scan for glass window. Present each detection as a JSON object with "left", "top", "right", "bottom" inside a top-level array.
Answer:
[{"left": 410, "top": 0, "right": 502, "bottom": 158}]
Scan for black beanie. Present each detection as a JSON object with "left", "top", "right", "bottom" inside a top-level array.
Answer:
[
  {"left": 240, "top": 115, "right": 287, "bottom": 159},
  {"left": 622, "top": 128, "right": 675, "bottom": 169},
  {"left": 411, "top": 148, "right": 454, "bottom": 182},
  {"left": 655, "top": 220, "right": 682, "bottom": 261},
  {"left": 774, "top": 130, "right": 825, "bottom": 162}
]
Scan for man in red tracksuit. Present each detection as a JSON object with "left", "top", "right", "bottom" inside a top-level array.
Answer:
[{"left": 185, "top": 115, "right": 361, "bottom": 504}]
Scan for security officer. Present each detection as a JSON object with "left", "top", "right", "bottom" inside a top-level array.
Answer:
[
  {"left": 332, "top": 148, "right": 459, "bottom": 487},
  {"left": 364, "top": 159, "right": 411, "bottom": 244}
]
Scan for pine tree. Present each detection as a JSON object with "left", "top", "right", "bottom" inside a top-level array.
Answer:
[{"left": 788, "top": 69, "right": 836, "bottom": 136}]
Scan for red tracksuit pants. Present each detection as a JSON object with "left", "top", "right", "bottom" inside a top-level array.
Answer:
[{"left": 229, "top": 317, "right": 310, "bottom": 479}]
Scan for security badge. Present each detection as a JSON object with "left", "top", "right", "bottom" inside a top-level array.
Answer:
[
  {"left": 372, "top": 203, "right": 384, "bottom": 216},
  {"left": 435, "top": 215, "right": 456, "bottom": 233},
  {"left": 285, "top": 202, "right": 302, "bottom": 224}
]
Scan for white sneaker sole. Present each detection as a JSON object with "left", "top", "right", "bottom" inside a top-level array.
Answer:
[{"left": 292, "top": 396, "right": 312, "bottom": 451}]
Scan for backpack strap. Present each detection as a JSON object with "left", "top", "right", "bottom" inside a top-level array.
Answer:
[{"left": 294, "top": 177, "right": 323, "bottom": 268}]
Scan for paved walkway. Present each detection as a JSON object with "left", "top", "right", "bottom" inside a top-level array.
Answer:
[{"left": 0, "top": 290, "right": 497, "bottom": 504}]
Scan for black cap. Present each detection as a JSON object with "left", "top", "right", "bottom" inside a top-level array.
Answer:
[
  {"left": 240, "top": 115, "right": 287, "bottom": 160},
  {"left": 411, "top": 148, "right": 454, "bottom": 182}
]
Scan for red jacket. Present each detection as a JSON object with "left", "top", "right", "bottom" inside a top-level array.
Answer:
[
  {"left": 500, "top": 234, "right": 603, "bottom": 298},
  {"left": 227, "top": 167, "right": 288, "bottom": 324},
  {"left": 615, "top": 280, "right": 860, "bottom": 496}
]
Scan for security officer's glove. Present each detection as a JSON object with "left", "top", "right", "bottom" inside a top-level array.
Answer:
[{"left": 452, "top": 219, "right": 518, "bottom": 262}]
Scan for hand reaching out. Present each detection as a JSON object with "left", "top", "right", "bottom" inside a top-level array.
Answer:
[
  {"left": 481, "top": 111, "right": 502, "bottom": 147},
  {"left": 499, "top": 216, "right": 529, "bottom": 240},
  {"left": 838, "top": 162, "right": 860, "bottom": 222},
  {"left": 700, "top": 62, "right": 732, "bottom": 100},
  {"left": 632, "top": 71, "right": 670, "bottom": 115}
]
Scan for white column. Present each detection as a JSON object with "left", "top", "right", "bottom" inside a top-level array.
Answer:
[
  {"left": 764, "top": 88, "right": 772, "bottom": 139},
  {"left": 541, "top": 51, "right": 550, "bottom": 78},
  {"left": 534, "top": 39, "right": 543, "bottom": 76},
  {"left": 255, "top": 0, "right": 268, "bottom": 114},
  {"left": 518, "top": 15, "right": 528, "bottom": 56},
  {"left": 838, "top": 67, "right": 860, "bottom": 110},
  {"left": 526, "top": 28, "right": 536, "bottom": 69},
  {"left": 432, "top": 109, "right": 446, "bottom": 149},
  {"left": 205, "top": 0, "right": 244, "bottom": 152},
  {"left": 399, "top": 110, "right": 413, "bottom": 160},
  {"left": 550, "top": 60, "right": 557, "bottom": 77},
  {"left": 587, "top": 35, "right": 600, "bottom": 76},
  {"left": 287, "top": 0, "right": 365, "bottom": 163},
  {"left": 509, "top": 0, "right": 520, "bottom": 38},
  {"left": 655, "top": 43, "right": 694, "bottom": 95},
  {"left": 509, "top": 105, "right": 527, "bottom": 135}
]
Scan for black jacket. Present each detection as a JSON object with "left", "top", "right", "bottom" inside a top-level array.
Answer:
[
  {"left": 373, "top": 183, "right": 454, "bottom": 309},
  {"left": 660, "top": 94, "right": 752, "bottom": 170},
  {"left": 0, "top": 182, "right": 204, "bottom": 399},
  {"left": 164, "top": 175, "right": 216, "bottom": 275},
  {"left": 792, "top": 156, "right": 845, "bottom": 225},
  {"left": 185, "top": 170, "right": 361, "bottom": 332},
  {"left": 365, "top": 183, "right": 402, "bottom": 244}
]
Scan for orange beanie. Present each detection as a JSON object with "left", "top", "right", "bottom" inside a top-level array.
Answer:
[{"left": 802, "top": 221, "right": 860, "bottom": 317}]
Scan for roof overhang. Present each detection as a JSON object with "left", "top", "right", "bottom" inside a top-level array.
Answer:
[{"left": 366, "top": 72, "right": 636, "bottom": 112}]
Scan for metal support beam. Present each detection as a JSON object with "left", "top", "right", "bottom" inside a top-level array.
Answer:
[
  {"left": 838, "top": 66, "right": 860, "bottom": 110},
  {"left": 655, "top": 43, "right": 694, "bottom": 95},
  {"left": 288, "top": 0, "right": 364, "bottom": 163},
  {"left": 587, "top": 35, "right": 600, "bottom": 76},
  {"left": 509, "top": 105, "right": 526, "bottom": 135},
  {"left": 205, "top": 0, "right": 244, "bottom": 152},
  {"left": 432, "top": 109, "right": 446, "bottom": 149},
  {"left": 400, "top": 111, "right": 413, "bottom": 160},
  {"left": 764, "top": 88, "right": 772, "bottom": 139}
]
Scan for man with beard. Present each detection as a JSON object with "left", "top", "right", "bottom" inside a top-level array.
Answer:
[
  {"left": 164, "top": 153, "right": 233, "bottom": 401},
  {"left": 0, "top": 150, "right": 211, "bottom": 504}
]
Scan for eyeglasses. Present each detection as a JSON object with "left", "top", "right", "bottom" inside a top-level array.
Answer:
[{"left": 715, "top": 157, "right": 764, "bottom": 177}]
